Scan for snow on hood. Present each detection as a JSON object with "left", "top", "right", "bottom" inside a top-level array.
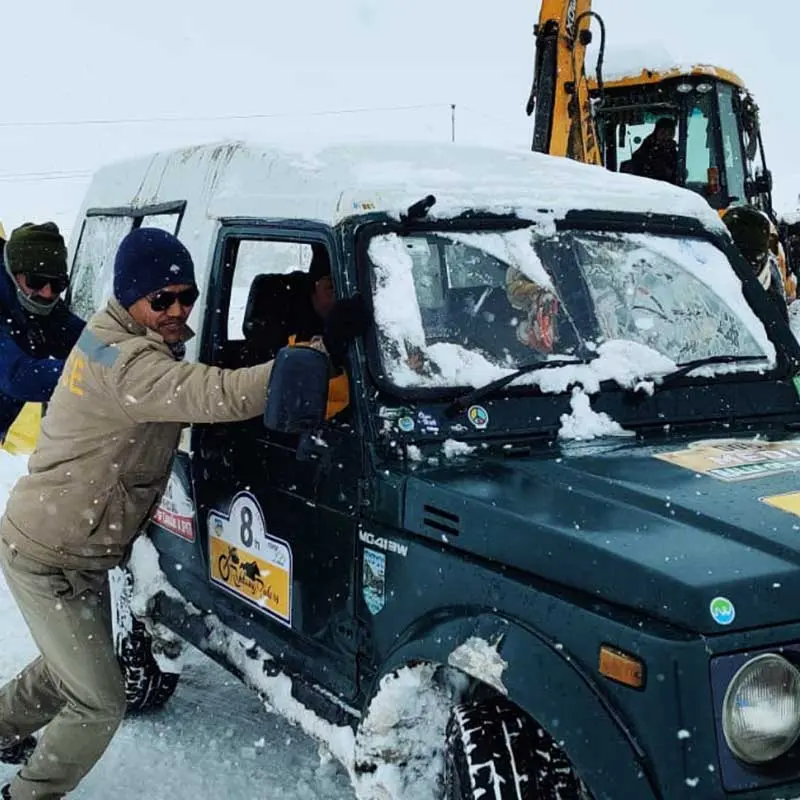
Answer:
[{"left": 559, "top": 387, "right": 635, "bottom": 442}]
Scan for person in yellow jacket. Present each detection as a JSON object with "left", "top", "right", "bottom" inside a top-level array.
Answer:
[{"left": 247, "top": 245, "right": 368, "bottom": 419}]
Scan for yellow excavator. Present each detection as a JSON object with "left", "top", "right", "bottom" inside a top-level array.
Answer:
[
  {"left": 525, "top": 0, "right": 799, "bottom": 301},
  {"left": 526, "top": 0, "right": 776, "bottom": 218}
]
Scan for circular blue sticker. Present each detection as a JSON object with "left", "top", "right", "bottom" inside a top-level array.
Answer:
[
  {"left": 709, "top": 596, "right": 735, "bottom": 626},
  {"left": 467, "top": 405, "right": 489, "bottom": 430},
  {"left": 398, "top": 416, "right": 415, "bottom": 433}
]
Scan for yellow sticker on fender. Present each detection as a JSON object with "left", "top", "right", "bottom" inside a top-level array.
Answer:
[
  {"left": 654, "top": 439, "right": 800, "bottom": 482},
  {"left": 208, "top": 492, "right": 292, "bottom": 626},
  {"left": 761, "top": 492, "right": 800, "bottom": 517}
]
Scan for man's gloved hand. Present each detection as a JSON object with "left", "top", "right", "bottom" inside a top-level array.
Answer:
[{"left": 323, "top": 294, "right": 371, "bottom": 367}]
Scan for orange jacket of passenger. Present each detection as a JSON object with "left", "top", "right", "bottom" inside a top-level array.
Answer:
[{"left": 287, "top": 335, "right": 349, "bottom": 419}]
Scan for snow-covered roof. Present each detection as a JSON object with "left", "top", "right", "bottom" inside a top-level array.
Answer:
[
  {"left": 598, "top": 44, "right": 746, "bottom": 88},
  {"left": 82, "top": 139, "right": 725, "bottom": 232}
]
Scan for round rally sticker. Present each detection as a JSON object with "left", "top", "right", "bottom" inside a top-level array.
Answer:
[
  {"left": 709, "top": 596, "right": 735, "bottom": 626},
  {"left": 467, "top": 405, "right": 489, "bottom": 430}
]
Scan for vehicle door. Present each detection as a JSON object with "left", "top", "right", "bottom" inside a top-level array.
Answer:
[{"left": 190, "top": 222, "right": 362, "bottom": 701}]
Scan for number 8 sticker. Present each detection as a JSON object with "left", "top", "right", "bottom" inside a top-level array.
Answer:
[{"left": 207, "top": 492, "right": 293, "bottom": 627}]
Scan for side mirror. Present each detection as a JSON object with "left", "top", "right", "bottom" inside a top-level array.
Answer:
[{"left": 264, "top": 346, "right": 329, "bottom": 434}]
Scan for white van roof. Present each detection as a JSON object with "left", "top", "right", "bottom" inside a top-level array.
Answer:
[{"left": 80, "top": 139, "right": 724, "bottom": 231}]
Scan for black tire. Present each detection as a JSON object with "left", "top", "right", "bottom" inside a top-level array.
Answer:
[
  {"left": 444, "top": 698, "right": 587, "bottom": 800},
  {"left": 218, "top": 554, "right": 231, "bottom": 582},
  {"left": 109, "top": 566, "right": 181, "bottom": 713},
  {"left": 117, "top": 617, "right": 180, "bottom": 712}
]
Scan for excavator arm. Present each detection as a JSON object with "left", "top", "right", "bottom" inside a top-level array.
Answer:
[{"left": 526, "top": 0, "right": 603, "bottom": 166}]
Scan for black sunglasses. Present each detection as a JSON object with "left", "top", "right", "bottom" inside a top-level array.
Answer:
[
  {"left": 25, "top": 274, "right": 68, "bottom": 294},
  {"left": 148, "top": 286, "right": 199, "bottom": 312}
]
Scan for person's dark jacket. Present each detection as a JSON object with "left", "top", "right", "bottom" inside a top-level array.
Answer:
[
  {"left": 627, "top": 132, "right": 678, "bottom": 185},
  {"left": 0, "top": 256, "right": 85, "bottom": 439}
]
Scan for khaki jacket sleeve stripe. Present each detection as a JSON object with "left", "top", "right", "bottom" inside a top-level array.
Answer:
[{"left": 76, "top": 328, "right": 121, "bottom": 368}]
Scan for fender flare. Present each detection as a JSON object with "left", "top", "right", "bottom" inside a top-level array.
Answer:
[{"left": 364, "top": 611, "right": 659, "bottom": 800}]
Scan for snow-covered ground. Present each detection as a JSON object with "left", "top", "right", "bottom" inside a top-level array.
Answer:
[{"left": 0, "top": 451, "right": 355, "bottom": 799}]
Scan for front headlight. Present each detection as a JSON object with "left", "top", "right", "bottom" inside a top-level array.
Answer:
[{"left": 722, "top": 653, "right": 800, "bottom": 763}]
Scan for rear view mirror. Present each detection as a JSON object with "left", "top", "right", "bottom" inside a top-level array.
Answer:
[{"left": 264, "top": 347, "right": 329, "bottom": 434}]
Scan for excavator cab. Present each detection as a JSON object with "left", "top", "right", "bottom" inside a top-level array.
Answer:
[
  {"left": 592, "top": 67, "right": 773, "bottom": 214},
  {"left": 526, "top": 4, "right": 773, "bottom": 216}
]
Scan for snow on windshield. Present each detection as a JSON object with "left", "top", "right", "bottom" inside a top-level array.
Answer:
[
  {"left": 444, "top": 228, "right": 554, "bottom": 289},
  {"left": 625, "top": 233, "right": 775, "bottom": 361},
  {"left": 368, "top": 227, "right": 774, "bottom": 394}
]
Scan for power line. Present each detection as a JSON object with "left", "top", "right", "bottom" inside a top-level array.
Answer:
[
  {"left": 0, "top": 103, "right": 519, "bottom": 185},
  {"left": 0, "top": 169, "right": 92, "bottom": 179},
  {"left": 0, "top": 171, "right": 92, "bottom": 184},
  {"left": 0, "top": 103, "right": 450, "bottom": 130}
]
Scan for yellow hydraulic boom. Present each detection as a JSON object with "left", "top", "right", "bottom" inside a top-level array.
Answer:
[{"left": 525, "top": 0, "right": 603, "bottom": 166}]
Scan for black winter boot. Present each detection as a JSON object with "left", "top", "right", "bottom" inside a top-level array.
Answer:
[{"left": 0, "top": 734, "right": 36, "bottom": 765}]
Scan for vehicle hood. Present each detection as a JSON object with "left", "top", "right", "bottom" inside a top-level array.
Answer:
[{"left": 401, "top": 433, "right": 800, "bottom": 634}]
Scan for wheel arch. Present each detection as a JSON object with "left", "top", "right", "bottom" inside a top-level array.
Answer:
[{"left": 362, "top": 611, "right": 659, "bottom": 800}]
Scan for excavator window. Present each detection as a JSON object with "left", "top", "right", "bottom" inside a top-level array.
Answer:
[
  {"left": 717, "top": 83, "right": 747, "bottom": 204},
  {"left": 613, "top": 111, "right": 677, "bottom": 181},
  {"left": 684, "top": 90, "right": 721, "bottom": 203}
]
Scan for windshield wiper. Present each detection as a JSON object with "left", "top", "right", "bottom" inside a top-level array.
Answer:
[
  {"left": 446, "top": 355, "right": 598, "bottom": 416},
  {"left": 651, "top": 355, "right": 771, "bottom": 390}
]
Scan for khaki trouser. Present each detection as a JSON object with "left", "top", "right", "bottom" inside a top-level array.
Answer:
[{"left": 0, "top": 538, "right": 126, "bottom": 799}]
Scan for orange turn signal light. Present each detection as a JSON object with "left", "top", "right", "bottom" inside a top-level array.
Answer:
[{"left": 599, "top": 645, "right": 645, "bottom": 689}]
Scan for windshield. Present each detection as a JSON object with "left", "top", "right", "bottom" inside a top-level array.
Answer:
[{"left": 367, "top": 226, "right": 775, "bottom": 391}]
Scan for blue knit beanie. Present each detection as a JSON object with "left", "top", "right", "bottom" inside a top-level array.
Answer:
[{"left": 114, "top": 227, "right": 196, "bottom": 309}]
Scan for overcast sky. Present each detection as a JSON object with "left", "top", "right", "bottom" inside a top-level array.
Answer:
[{"left": 1, "top": 1, "right": 792, "bottom": 237}]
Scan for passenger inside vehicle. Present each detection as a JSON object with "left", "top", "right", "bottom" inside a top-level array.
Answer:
[
  {"left": 242, "top": 244, "right": 350, "bottom": 418},
  {"left": 504, "top": 267, "right": 561, "bottom": 354},
  {"left": 243, "top": 244, "right": 334, "bottom": 360}
]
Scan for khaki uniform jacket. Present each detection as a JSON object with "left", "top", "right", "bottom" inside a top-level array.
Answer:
[{"left": 0, "top": 299, "right": 273, "bottom": 571}]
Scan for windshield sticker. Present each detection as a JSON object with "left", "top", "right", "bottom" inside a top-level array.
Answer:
[
  {"left": 468, "top": 405, "right": 489, "bottom": 430},
  {"left": 208, "top": 492, "right": 292, "bottom": 627},
  {"left": 654, "top": 439, "right": 800, "bottom": 482},
  {"left": 417, "top": 410, "right": 440, "bottom": 434},
  {"left": 761, "top": 491, "right": 800, "bottom": 517},
  {"left": 710, "top": 596, "right": 736, "bottom": 626},
  {"left": 378, "top": 405, "right": 413, "bottom": 421},
  {"left": 362, "top": 548, "right": 386, "bottom": 615},
  {"left": 151, "top": 470, "right": 195, "bottom": 542},
  {"left": 398, "top": 416, "right": 415, "bottom": 433}
]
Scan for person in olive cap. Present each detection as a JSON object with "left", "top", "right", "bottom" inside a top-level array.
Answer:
[
  {"left": 722, "top": 204, "right": 788, "bottom": 320},
  {"left": 0, "top": 222, "right": 85, "bottom": 442}
]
